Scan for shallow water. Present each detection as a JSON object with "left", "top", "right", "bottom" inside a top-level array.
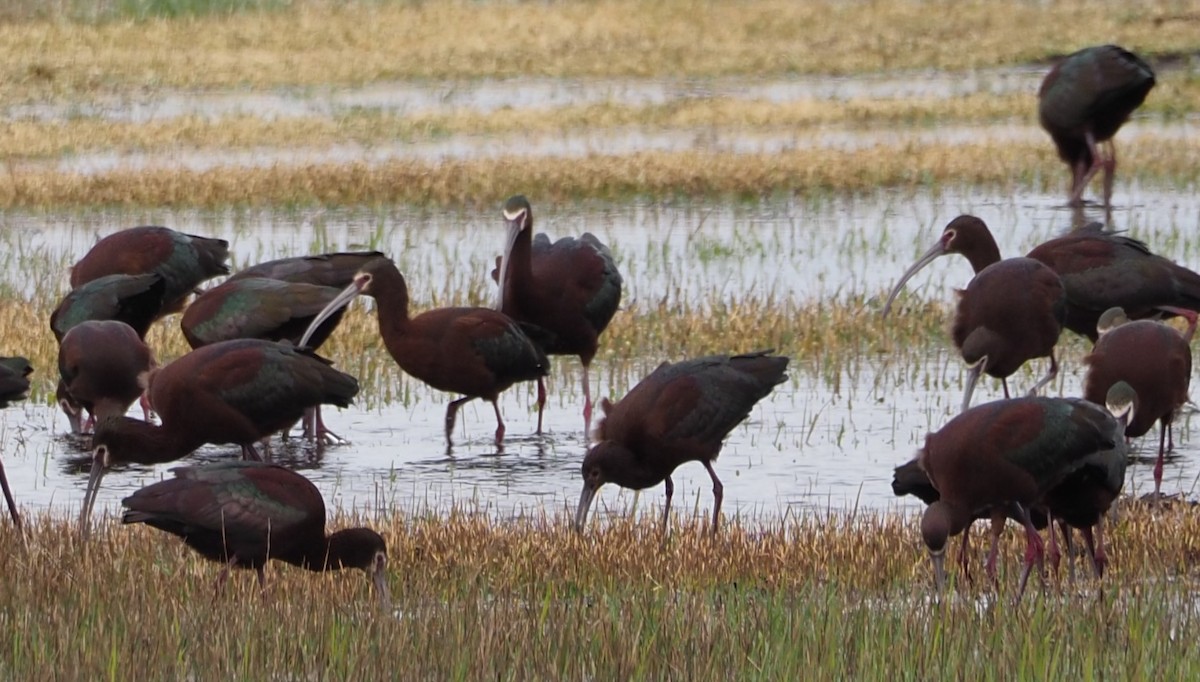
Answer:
[
  {"left": 2, "top": 186, "right": 1199, "bottom": 524},
  {"left": 3, "top": 68, "right": 1049, "bottom": 124}
]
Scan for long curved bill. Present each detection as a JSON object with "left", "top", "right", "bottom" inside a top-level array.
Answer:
[
  {"left": 574, "top": 483, "right": 598, "bottom": 532},
  {"left": 371, "top": 557, "right": 392, "bottom": 611},
  {"left": 882, "top": 241, "right": 947, "bottom": 318},
  {"left": 79, "top": 454, "right": 107, "bottom": 540},
  {"left": 299, "top": 277, "right": 366, "bottom": 348},
  {"left": 495, "top": 210, "right": 524, "bottom": 311},
  {"left": 929, "top": 548, "right": 947, "bottom": 591},
  {"left": 961, "top": 359, "right": 986, "bottom": 413}
]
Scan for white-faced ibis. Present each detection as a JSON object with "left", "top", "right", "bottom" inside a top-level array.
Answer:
[
  {"left": 70, "top": 226, "right": 230, "bottom": 317},
  {"left": 81, "top": 339, "right": 359, "bottom": 537},
  {"left": 917, "top": 394, "right": 1119, "bottom": 597},
  {"left": 1083, "top": 306, "right": 1194, "bottom": 498},
  {"left": 0, "top": 357, "right": 32, "bottom": 407},
  {"left": 121, "top": 461, "right": 389, "bottom": 606},
  {"left": 227, "top": 250, "right": 386, "bottom": 288},
  {"left": 896, "top": 381, "right": 1133, "bottom": 584},
  {"left": 0, "top": 356, "right": 33, "bottom": 527},
  {"left": 181, "top": 278, "right": 346, "bottom": 351},
  {"left": 1026, "top": 222, "right": 1200, "bottom": 340},
  {"left": 56, "top": 320, "right": 155, "bottom": 435},
  {"left": 494, "top": 196, "right": 623, "bottom": 435},
  {"left": 883, "top": 215, "right": 1065, "bottom": 411},
  {"left": 1042, "top": 381, "right": 1134, "bottom": 580},
  {"left": 1038, "top": 45, "right": 1156, "bottom": 206},
  {"left": 574, "top": 350, "right": 788, "bottom": 535},
  {"left": 50, "top": 273, "right": 166, "bottom": 342},
  {"left": 300, "top": 256, "right": 549, "bottom": 450},
  {"left": 181, "top": 277, "right": 350, "bottom": 442}
]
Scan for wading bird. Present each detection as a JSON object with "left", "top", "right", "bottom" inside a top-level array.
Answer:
[
  {"left": 56, "top": 320, "right": 155, "bottom": 435},
  {"left": 300, "top": 256, "right": 549, "bottom": 450},
  {"left": 1083, "top": 306, "right": 1194, "bottom": 498},
  {"left": 494, "top": 196, "right": 623, "bottom": 435},
  {"left": 70, "top": 226, "right": 230, "bottom": 317},
  {"left": 574, "top": 350, "right": 788, "bottom": 535},
  {"left": 915, "top": 394, "right": 1119, "bottom": 598},
  {"left": 1038, "top": 44, "right": 1156, "bottom": 206},
  {"left": 81, "top": 339, "right": 359, "bottom": 537},
  {"left": 0, "top": 356, "right": 33, "bottom": 527},
  {"left": 883, "top": 216, "right": 1065, "bottom": 411},
  {"left": 122, "top": 461, "right": 389, "bottom": 606}
]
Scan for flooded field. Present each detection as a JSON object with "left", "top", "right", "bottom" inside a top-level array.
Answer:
[{"left": 2, "top": 185, "right": 1199, "bottom": 523}]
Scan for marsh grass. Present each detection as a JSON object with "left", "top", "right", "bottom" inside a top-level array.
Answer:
[
  {"left": 3, "top": 136, "right": 1199, "bottom": 209},
  {"left": 2, "top": 506, "right": 1200, "bottom": 678},
  {"left": 0, "top": 1, "right": 1195, "bottom": 100},
  {"left": 6, "top": 80, "right": 1200, "bottom": 161}
]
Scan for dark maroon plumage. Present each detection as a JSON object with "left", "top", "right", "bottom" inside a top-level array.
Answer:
[
  {"left": 0, "top": 355, "right": 32, "bottom": 527},
  {"left": 70, "top": 226, "right": 230, "bottom": 317},
  {"left": 1027, "top": 222, "right": 1200, "bottom": 340},
  {"left": 121, "top": 461, "right": 389, "bottom": 604},
  {"left": 80, "top": 339, "right": 359, "bottom": 537},
  {"left": 300, "top": 257, "right": 549, "bottom": 450},
  {"left": 181, "top": 278, "right": 345, "bottom": 350},
  {"left": 50, "top": 273, "right": 166, "bottom": 342},
  {"left": 56, "top": 320, "right": 155, "bottom": 435},
  {"left": 1083, "top": 308, "right": 1192, "bottom": 497},
  {"left": 1038, "top": 45, "right": 1155, "bottom": 205},
  {"left": 227, "top": 251, "right": 386, "bottom": 289},
  {"left": 916, "top": 395, "right": 1119, "bottom": 597},
  {"left": 884, "top": 215, "right": 1065, "bottom": 411},
  {"left": 495, "top": 196, "right": 623, "bottom": 434},
  {"left": 575, "top": 350, "right": 788, "bottom": 534}
]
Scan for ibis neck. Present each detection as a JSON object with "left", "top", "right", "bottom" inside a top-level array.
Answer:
[
  {"left": 497, "top": 224, "right": 533, "bottom": 312},
  {"left": 596, "top": 442, "right": 663, "bottom": 490},
  {"left": 102, "top": 418, "right": 205, "bottom": 464},
  {"left": 295, "top": 530, "right": 370, "bottom": 572},
  {"left": 370, "top": 263, "right": 412, "bottom": 337},
  {"left": 963, "top": 241, "right": 1002, "bottom": 275}
]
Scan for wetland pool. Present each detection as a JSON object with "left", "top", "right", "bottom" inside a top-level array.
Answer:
[{"left": 2, "top": 185, "right": 1199, "bottom": 523}]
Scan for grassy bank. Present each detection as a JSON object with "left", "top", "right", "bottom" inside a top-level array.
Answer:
[
  {"left": 0, "top": 1, "right": 1195, "bottom": 102},
  {"left": 1, "top": 508, "right": 1198, "bottom": 678},
  {"left": 3, "top": 135, "right": 1199, "bottom": 209}
]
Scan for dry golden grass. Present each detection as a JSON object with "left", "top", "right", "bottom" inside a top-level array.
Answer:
[
  {"left": 1, "top": 505, "right": 1199, "bottom": 677},
  {"left": 5, "top": 79, "right": 1200, "bottom": 161},
  {"left": 1, "top": 135, "right": 1198, "bottom": 209},
  {"left": 1, "top": 1, "right": 1196, "bottom": 103}
]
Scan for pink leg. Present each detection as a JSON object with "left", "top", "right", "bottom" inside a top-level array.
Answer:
[
  {"left": 492, "top": 400, "right": 506, "bottom": 446},
  {"left": 985, "top": 512, "right": 1004, "bottom": 583},
  {"left": 661, "top": 475, "right": 674, "bottom": 539},
  {"left": 242, "top": 443, "right": 264, "bottom": 462},
  {"left": 957, "top": 522, "right": 973, "bottom": 584},
  {"left": 444, "top": 396, "right": 472, "bottom": 448},
  {"left": 140, "top": 392, "right": 154, "bottom": 421},
  {"left": 1001, "top": 379, "right": 1010, "bottom": 400},
  {"left": 1085, "top": 522, "right": 1106, "bottom": 579},
  {"left": 701, "top": 459, "right": 724, "bottom": 533},
  {"left": 1015, "top": 505, "right": 1045, "bottom": 601},
  {"left": 1070, "top": 131, "right": 1104, "bottom": 206},
  {"left": 535, "top": 378, "right": 546, "bottom": 435},
  {"left": 1102, "top": 140, "right": 1116, "bottom": 206},
  {"left": 1046, "top": 514, "right": 1061, "bottom": 575},
  {"left": 212, "top": 556, "right": 238, "bottom": 602},
  {"left": 581, "top": 363, "right": 593, "bottom": 437},
  {"left": 1154, "top": 420, "right": 1167, "bottom": 497},
  {"left": 0, "top": 458, "right": 21, "bottom": 528}
]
